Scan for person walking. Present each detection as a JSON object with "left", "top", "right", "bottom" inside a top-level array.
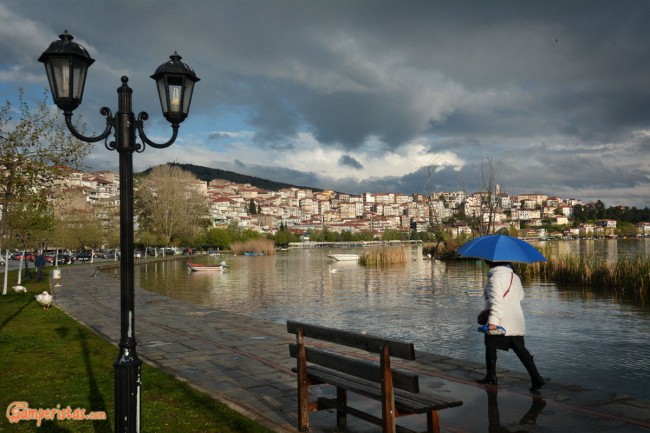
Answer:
[
  {"left": 35, "top": 252, "right": 46, "bottom": 282},
  {"left": 24, "top": 257, "right": 32, "bottom": 281},
  {"left": 477, "top": 260, "right": 546, "bottom": 392}
]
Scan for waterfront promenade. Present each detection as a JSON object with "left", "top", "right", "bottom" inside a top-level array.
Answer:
[{"left": 52, "top": 264, "right": 650, "bottom": 432}]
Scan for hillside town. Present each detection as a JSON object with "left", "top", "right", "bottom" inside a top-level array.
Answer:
[{"left": 56, "top": 169, "right": 650, "bottom": 240}]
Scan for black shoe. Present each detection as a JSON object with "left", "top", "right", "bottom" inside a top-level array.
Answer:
[
  {"left": 477, "top": 375, "right": 497, "bottom": 386},
  {"left": 530, "top": 377, "right": 546, "bottom": 392}
]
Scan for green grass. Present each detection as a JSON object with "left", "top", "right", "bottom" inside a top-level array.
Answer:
[{"left": 0, "top": 272, "right": 274, "bottom": 433}]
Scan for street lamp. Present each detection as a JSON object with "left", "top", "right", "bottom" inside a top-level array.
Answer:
[{"left": 39, "top": 31, "right": 199, "bottom": 433}]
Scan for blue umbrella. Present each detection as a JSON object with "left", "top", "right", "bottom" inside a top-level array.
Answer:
[{"left": 457, "top": 234, "right": 547, "bottom": 264}]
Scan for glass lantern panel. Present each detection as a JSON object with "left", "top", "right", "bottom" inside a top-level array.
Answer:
[
  {"left": 183, "top": 79, "right": 195, "bottom": 115},
  {"left": 51, "top": 58, "right": 72, "bottom": 99},
  {"left": 156, "top": 78, "right": 168, "bottom": 114},
  {"left": 166, "top": 75, "right": 184, "bottom": 114},
  {"left": 169, "top": 84, "right": 182, "bottom": 113},
  {"left": 72, "top": 62, "right": 87, "bottom": 101}
]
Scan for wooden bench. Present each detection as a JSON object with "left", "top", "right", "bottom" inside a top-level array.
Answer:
[{"left": 287, "top": 321, "right": 463, "bottom": 433}]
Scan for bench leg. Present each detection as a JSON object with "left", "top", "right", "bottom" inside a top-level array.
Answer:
[
  {"left": 297, "top": 328, "right": 310, "bottom": 432},
  {"left": 336, "top": 387, "right": 347, "bottom": 428},
  {"left": 427, "top": 410, "right": 440, "bottom": 433}
]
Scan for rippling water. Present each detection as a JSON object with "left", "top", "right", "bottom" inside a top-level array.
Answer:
[{"left": 138, "top": 238, "right": 650, "bottom": 401}]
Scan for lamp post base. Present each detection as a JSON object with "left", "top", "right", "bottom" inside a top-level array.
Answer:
[{"left": 114, "top": 354, "right": 142, "bottom": 433}]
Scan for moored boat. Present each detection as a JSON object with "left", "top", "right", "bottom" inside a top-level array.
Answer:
[
  {"left": 327, "top": 253, "right": 360, "bottom": 261},
  {"left": 187, "top": 260, "right": 228, "bottom": 271}
]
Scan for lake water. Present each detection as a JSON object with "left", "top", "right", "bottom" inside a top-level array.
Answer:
[{"left": 137, "top": 238, "right": 650, "bottom": 401}]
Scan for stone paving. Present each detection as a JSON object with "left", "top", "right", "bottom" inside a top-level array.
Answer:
[{"left": 51, "top": 264, "right": 650, "bottom": 433}]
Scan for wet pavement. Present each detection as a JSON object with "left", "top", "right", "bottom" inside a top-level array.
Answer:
[{"left": 51, "top": 264, "right": 650, "bottom": 432}]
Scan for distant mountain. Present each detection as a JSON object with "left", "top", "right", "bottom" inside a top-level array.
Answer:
[{"left": 141, "top": 162, "right": 322, "bottom": 192}]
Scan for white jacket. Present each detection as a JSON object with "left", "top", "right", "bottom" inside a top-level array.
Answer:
[{"left": 484, "top": 265, "right": 526, "bottom": 336}]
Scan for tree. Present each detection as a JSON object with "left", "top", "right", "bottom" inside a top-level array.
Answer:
[
  {"left": 204, "top": 227, "right": 232, "bottom": 250},
  {"left": 1, "top": 89, "right": 91, "bottom": 294},
  {"left": 134, "top": 165, "right": 209, "bottom": 246},
  {"left": 479, "top": 156, "right": 498, "bottom": 235},
  {"left": 66, "top": 211, "right": 104, "bottom": 252},
  {"left": 249, "top": 199, "right": 257, "bottom": 215}
]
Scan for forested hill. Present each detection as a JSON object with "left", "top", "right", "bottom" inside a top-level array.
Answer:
[{"left": 141, "top": 162, "right": 322, "bottom": 192}]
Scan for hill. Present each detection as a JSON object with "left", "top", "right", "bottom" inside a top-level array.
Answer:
[{"left": 141, "top": 162, "right": 322, "bottom": 192}]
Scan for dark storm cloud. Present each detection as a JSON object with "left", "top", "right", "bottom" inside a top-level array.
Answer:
[
  {"left": 2, "top": 0, "right": 649, "bottom": 206},
  {"left": 338, "top": 155, "right": 363, "bottom": 169}
]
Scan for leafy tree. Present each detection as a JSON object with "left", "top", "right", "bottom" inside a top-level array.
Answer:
[
  {"left": 273, "top": 223, "right": 301, "bottom": 247},
  {"left": 134, "top": 165, "right": 209, "bottom": 246},
  {"left": 1, "top": 90, "right": 91, "bottom": 293},
  {"left": 240, "top": 228, "right": 262, "bottom": 241},
  {"left": 204, "top": 227, "right": 232, "bottom": 250},
  {"left": 249, "top": 199, "right": 257, "bottom": 215},
  {"left": 66, "top": 211, "right": 104, "bottom": 252},
  {"left": 381, "top": 229, "right": 401, "bottom": 241},
  {"left": 137, "top": 231, "right": 164, "bottom": 253},
  {"left": 0, "top": 90, "right": 91, "bottom": 253}
]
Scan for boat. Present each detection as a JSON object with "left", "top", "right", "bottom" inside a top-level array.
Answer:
[
  {"left": 243, "top": 251, "right": 264, "bottom": 256},
  {"left": 187, "top": 260, "right": 228, "bottom": 271},
  {"left": 327, "top": 254, "right": 360, "bottom": 262}
]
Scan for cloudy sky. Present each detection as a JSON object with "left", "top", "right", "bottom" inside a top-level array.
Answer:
[{"left": 2, "top": 1, "right": 649, "bottom": 207}]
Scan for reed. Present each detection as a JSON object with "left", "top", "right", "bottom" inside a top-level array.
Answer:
[
  {"left": 514, "top": 255, "right": 650, "bottom": 298},
  {"left": 230, "top": 239, "right": 276, "bottom": 255},
  {"left": 360, "top": 246, "right": 407, "bottom": 266}
]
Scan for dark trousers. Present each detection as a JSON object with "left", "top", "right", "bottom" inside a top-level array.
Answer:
[
  {"left": 36, "top": 266, "right": 44, "bottom": 282},
  {"left": 484, "top": 335, "right": 544, "bottom": 385}
]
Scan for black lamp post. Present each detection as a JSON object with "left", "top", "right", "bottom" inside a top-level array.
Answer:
[{"left": 39, "top": 31, "right": 199, "bottom": 433}]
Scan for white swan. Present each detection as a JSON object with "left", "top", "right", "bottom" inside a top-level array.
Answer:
[
  {"left": 13, "top": 285, "right": 27, "bottom": 293},
  {"left": 35, "top": 291, "right": 53, "bottom": 310}
]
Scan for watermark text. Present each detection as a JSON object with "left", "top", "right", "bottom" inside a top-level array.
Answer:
[{"left": 6, "top": 401, "right": 107, "bottom": 427}]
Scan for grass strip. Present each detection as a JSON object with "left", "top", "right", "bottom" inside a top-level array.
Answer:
[{"left": 0, "top": 272, "right": 274, "bottom": 433}]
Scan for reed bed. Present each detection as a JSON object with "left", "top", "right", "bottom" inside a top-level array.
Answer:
[
  {"left": 360, "top": 246, "right": 407, "bottom": 266},
  {"left": 423, "top": 241, "right": 458, "bottom": 259},
  {"left": 514, "top": 255, "right": 650, "bottom": 298},
  {"left": 230, "top": 239, "right": 276, "bottom": 255}
]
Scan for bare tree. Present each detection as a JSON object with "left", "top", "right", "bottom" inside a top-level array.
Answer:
[
  {"left": 479, "top": 156, "right": 498, "bottom": 235},
  {"left": 1, "top": 89, "right": 91, "bottom": 293},
  {"left": 134, "top": 164, "right": 209, "bottom": 247}
]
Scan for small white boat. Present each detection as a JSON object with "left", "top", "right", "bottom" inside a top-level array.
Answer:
[
  {"left": 187, "top": 261, "right": 228, "bottom": 272},
  {"left": 327, "top": 254, "right": 360, "bottom": 262}
]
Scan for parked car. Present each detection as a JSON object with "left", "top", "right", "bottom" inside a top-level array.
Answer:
[
  {"left": 13, "top": 252, "right": 35, "bottom": 261},
  {"left": 73, "top": 251, "right": 92, "bottom": 262},
  {"left": 54, "top": 254, "right": 72, "bottom": 265},
  {"left": 105, "top": 251, "right": 119, "bottom": 260},
  {"left": 0, "top": 258, "right": 4, "bottom": 266},
  {"left": 93, "top": 251, "right": 106, "bottom": 258}
]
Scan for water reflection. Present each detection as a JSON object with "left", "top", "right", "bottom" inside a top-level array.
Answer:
[
  {"left": 137, "top": 239, "right": 650, "bottom": 401},
  {"left": 486, "top": 390, "right": 546, "bottom": 433}
]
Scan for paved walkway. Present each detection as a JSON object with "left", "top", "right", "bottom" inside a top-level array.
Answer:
[{"left": 52, "top": 264, "right": 650, "bottom": 433}]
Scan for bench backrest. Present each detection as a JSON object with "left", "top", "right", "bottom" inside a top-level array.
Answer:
[{"left": 287, "top": 320, "right": 420, "bottom": 393}]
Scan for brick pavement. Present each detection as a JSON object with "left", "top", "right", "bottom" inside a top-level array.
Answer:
[{"left": 51, "top": 264, "right": 650, "bottom": 433}]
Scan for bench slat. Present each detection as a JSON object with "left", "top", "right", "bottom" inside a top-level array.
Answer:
[
  {"left": 289, "top": 344, "right": 420, "bottom": 393},
  {"left": 287, "top": 320, "right": 415, "bottom": 360},
  {"left": 288, "top": 321, "right": 463, "bottom": 433},
  {"left": 304, "top": 365, "right": 460, "bottom": 413}
]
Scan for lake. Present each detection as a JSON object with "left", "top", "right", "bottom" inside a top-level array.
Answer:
[{"left": 137, "top": 238, "right": 650, "bottom": 401}]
